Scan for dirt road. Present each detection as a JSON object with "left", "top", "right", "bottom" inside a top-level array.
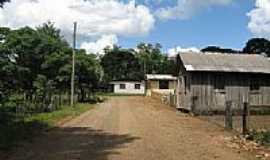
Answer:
[{"left": 7, "top": 97, "right": 256, "bottom": 160}]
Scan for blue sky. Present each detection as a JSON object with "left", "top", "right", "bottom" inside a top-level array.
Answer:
[
  {"left": 120, "top": 0, "right": 254, "bottom": 52},
  {"left": 0, "top": 0, "right": 269, "bottom": 55}
]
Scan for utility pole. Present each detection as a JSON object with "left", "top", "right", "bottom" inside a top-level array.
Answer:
[{"left": 71, "top": 22, "right": 77, "bottom": 107}]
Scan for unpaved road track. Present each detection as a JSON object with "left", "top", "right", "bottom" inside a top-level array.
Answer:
[{"left": 7, "top": 97, "right": 256, "bottom": 160}]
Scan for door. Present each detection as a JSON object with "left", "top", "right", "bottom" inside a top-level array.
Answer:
[{"left": 178, "top": 75, "right": 191, "bottom": 110}]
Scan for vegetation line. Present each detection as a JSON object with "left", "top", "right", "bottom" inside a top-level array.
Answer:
[{"left": 0, "top": 103, "right": 94, "bottom": 150}]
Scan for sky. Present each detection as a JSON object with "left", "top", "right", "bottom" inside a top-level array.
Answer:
[{"left": 0, "top": 0, "right": 269, "bottom": 56}]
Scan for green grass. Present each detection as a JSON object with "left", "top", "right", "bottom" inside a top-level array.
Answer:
[
  {"left": 25, "top": 103, "right": 94, "bottom": 127},
  {"left": 0, "top": 103, "right": 94, "bottom": 150}
]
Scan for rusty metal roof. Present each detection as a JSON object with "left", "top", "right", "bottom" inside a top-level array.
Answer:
[{"left": 179, "top": 52, "right": 270, "bottom": 74}]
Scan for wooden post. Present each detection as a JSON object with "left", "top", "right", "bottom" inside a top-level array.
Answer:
[
  {"left": 242, "top": 102, "right": 249, "bottom": 135},
  {"left": 225, "top": 101, "right": 233, "bottom": 130},
  {"left": 191, "top": 96, "right": 197, "bottom": 115},
  {"left": 71, "top": 22, "right": 77, "bottom": 107}
]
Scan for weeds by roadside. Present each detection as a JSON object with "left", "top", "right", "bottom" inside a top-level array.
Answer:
[
  {"left": 0, "top": 103, "right": 94, "bottom": 150},
  {"left": 247, "top": 130, "right": 270, "bottom": 147}
]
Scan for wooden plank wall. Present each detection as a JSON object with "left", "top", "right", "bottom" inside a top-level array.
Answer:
[{"left": 180, "top": 72, "right": 270, "bottom": 113}]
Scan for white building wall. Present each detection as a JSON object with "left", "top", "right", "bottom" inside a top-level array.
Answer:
[{"left": 112, "top": 82, "right": 145, "bottom": 94}]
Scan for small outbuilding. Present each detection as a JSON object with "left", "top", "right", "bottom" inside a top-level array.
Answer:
[
  {"left": 146, "top": 74, "right": 177, "bottom": 96},
  {"left": 177, "top": 52, "right": 270, "bottom": 114},
  {"left": 110, "top": 81, "right": 145, "bottom": 95}
]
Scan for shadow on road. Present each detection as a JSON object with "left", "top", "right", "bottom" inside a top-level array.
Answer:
[{"left": 5, "top": 127, "right": 140, "bottom": 160}]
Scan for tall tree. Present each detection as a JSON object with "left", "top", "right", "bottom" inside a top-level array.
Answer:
[
  {"left": 243, "top": 38, "right": 270, "bottom": 57},
  {"left": 136, "top": 43, "right": 162, "bottom": 74},
  {"left": 136, "top": 42, "right": 176, "bottom": 75},
  {"left": 101, "top": 46, "right": 142, "bottom": 82},
  {"left": 0, "top": 41, "right": 16, "bottom": 103},
  {"left": 1, "top": 23, "right": 71, "bottom": 102},
  {"left": 75, "top": 50, "right": 102, "bottom": 102}
]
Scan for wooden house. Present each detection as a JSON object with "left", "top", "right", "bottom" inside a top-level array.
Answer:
[
  {"left": 146, "top": 74, "right": 177, "bottom": 96},
  {"left": 176, "top": 52, "right": 270, "bottom": 114}
]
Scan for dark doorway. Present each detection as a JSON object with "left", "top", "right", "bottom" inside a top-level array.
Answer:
[{"left": 159, "top": 80, "right": 169, "bottom": 89}]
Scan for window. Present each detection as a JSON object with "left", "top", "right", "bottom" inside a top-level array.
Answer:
[
  {"left": 250, "top": 80, "right": 260, "bottom": 91},
  {"left": 159, "top": 80, "right": 169, "bottom": 89},
  {"left": 214, "top": 75, "right": 225, "bottom": 90},
  {"left": 135, "top": 84, "right": 141, "bottom": 90},
  {"left": 120, "top": 84, "right": 126, "bottom": 89}
]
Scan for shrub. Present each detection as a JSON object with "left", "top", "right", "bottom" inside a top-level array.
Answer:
[{"left": 247, "top": 130, "right": 270, "bottom": 146}]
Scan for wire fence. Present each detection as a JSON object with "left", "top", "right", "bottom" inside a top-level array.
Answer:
[{"left": 197, "top": 99, "right": 270, "bottom": 134}]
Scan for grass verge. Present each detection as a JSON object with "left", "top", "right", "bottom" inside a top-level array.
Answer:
[
  {"left": 0, "top": 103, "right": 94, "bottom": 150},
  {"left": 25, "top": 103, "right": 93, "bottom": 127}
]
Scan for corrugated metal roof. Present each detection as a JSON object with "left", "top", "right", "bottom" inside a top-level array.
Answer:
[
  {"left": 179, "top": 52, "right": 270, "bottom": 74},
  {"left": 146, "top": 74, "right": 177, "bottom": 80},
  {"left": 110, "top": 81, "right": 144, "bottom": 84}
]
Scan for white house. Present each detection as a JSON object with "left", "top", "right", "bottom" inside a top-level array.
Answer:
[{"left": 110, "top": 81, "right": 145, "bottom": 95}]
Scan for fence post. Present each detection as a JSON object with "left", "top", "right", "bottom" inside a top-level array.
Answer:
[
  {"left": 191, "top": 96, "right": 197, "bottom": 115},
  {"left": 225, "top": 101, "right": 233, "bottom": 130},
  {"left": 242, "top": 102, "right": 249, "bottom": 135}
]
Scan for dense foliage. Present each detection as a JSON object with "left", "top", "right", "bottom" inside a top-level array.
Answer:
[
  {"left": 136, "top": 43, "right": 177, "bottom": 75},
  {"left": 201, "top": 46, "right": 241, "bottom": 53},
  {"left": 243, "top": 38, "right": 270, "bottom": 57},
  {"left": 0, "top": 22, "right": 103, "bottom": 111},
  {"left": 101, "top": 43, "right": 177, "bottom": 82},
  {"left": 101, "top": 46, "right": 142, "bottom": 81}
]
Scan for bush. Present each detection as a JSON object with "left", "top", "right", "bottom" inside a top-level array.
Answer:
[{"left": 247, "top": 130, "right": 270, "bottom": 146}]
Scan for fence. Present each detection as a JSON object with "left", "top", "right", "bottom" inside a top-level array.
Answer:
[
  {"left": 197, "top": 99, "right": 270, "bottom": 135},
  {"left": 13, "top": 93, "right": 79, "bottom": 115}
]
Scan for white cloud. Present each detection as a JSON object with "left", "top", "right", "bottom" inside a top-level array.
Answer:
[
  {"left": 80, "top": 34, "right": 118, "bottom": 54},
  {"left": 0, "top": 0, "right": 155, "bottom": 49},
  {"left": 155, "top": 0, "right": 232, "bottom": 20},
  {"left": 168, "top": 46, "right": 200, "bottom": 57},
  {"left": 247, "top": 0, "right": 270, "bottom": 39}
]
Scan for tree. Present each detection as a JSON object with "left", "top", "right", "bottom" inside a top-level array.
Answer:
[
  {"left": 101, "top": 46, "right": 142, "bottom": 82},
  {"left": 0, "top": 45, "right": 16, "bottom": 103},
  {"left": 243, "top": 38, "right": 270, "bottom": 57},
  {"left": 0, "top": 27, "right": 17, "bottom": 103},
  {"left": 75, "top": 49, "right": 102, "bottom": 102},
  {"left": 0, "top": 23, "right": 72, "bottom": 107},
  {"left": 136, "top": 42, "right": 176, "bottom": 75},
  {"left": 201, "top": 46, "right": 240, "bottom": 53}
]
